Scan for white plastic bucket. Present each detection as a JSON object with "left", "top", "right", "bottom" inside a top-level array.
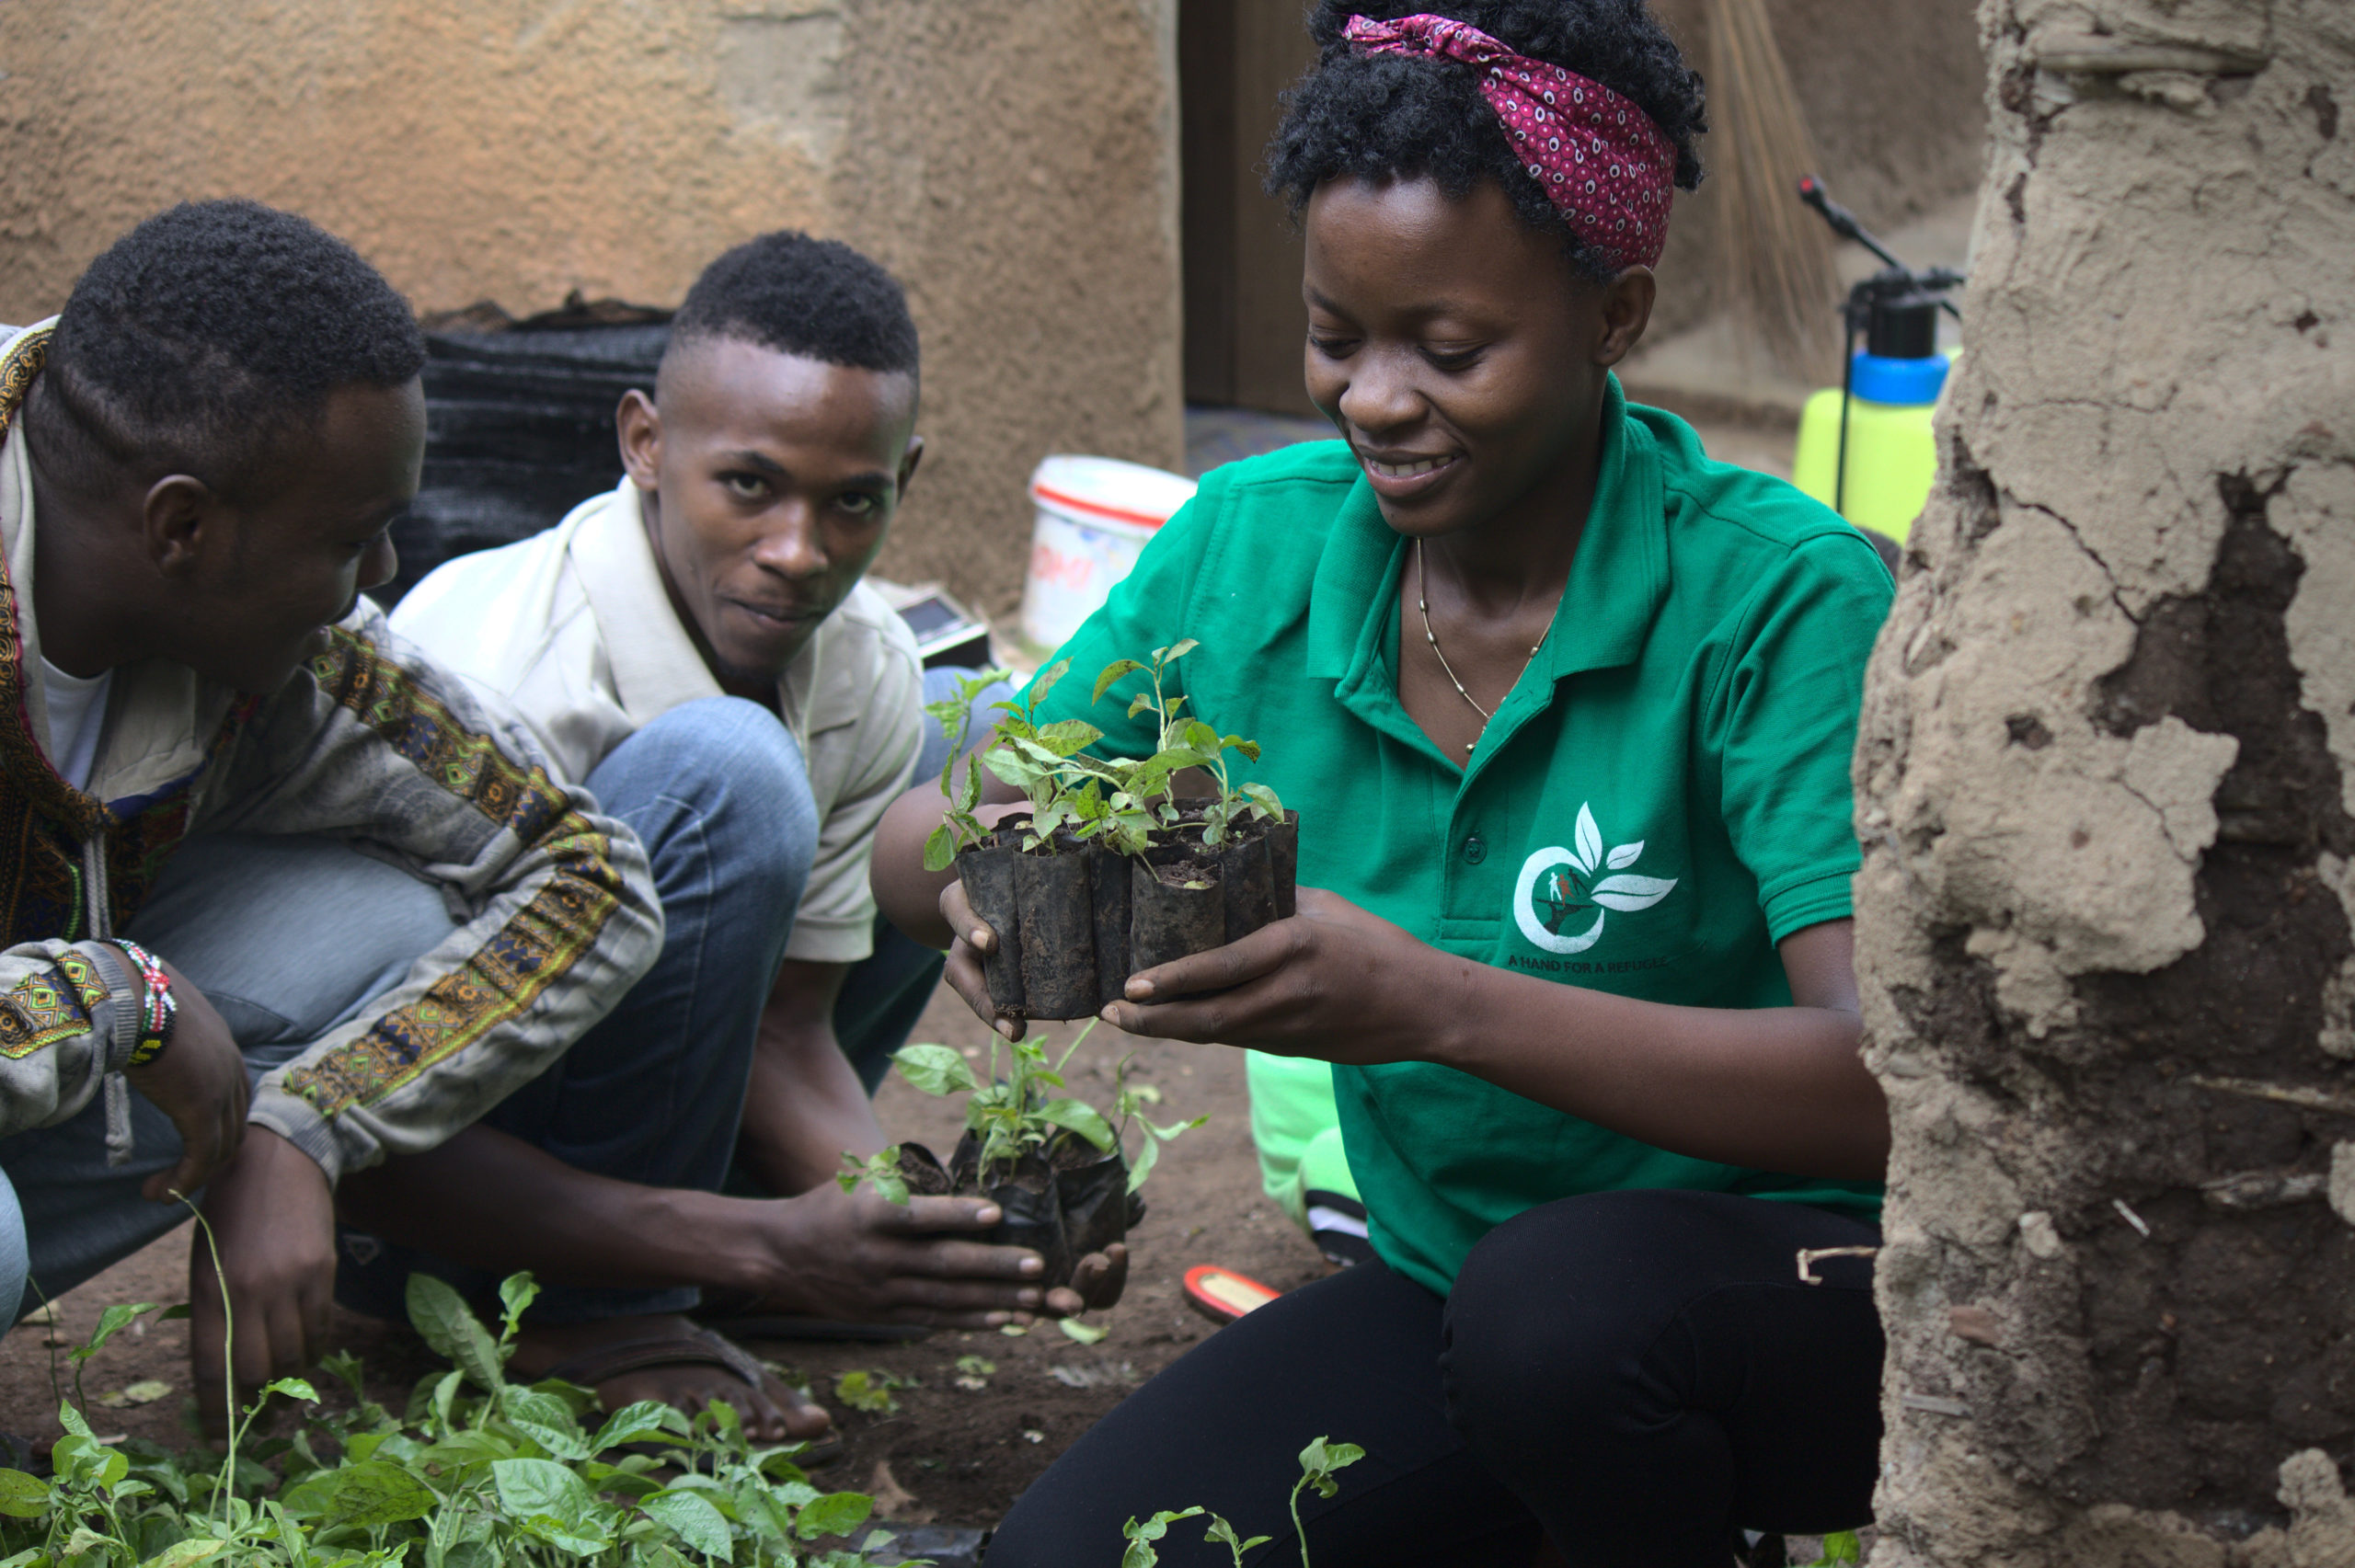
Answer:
[{"left": 1018, "top": 455, "right": 1198, "bottom": 652}]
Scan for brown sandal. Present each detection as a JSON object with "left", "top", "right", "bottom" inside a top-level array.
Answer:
[{"left": 539, "top": 1324, "right": 844, "bottom": 1467}]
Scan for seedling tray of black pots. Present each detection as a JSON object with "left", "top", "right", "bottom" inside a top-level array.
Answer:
[
  {"left": 894, "top": 1132, "right": 1143, "bottom": 1290},
  {"left": 955, "top": 804, "right": 1300, "bottom": 1019}
]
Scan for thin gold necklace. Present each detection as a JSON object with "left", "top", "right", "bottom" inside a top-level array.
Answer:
[{"left": 1415, "top": 537, "right": 1549, "bottom": 756}]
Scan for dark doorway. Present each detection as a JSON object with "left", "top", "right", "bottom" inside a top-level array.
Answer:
[{"left": 1179, "top": 0, "right": 1320, "bottom": 418}]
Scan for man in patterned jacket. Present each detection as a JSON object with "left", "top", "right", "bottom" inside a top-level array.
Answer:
[{"left": 0, "top": 201, "right": 661, "bottom": 1430}]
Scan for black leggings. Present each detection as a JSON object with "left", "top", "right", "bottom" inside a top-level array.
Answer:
[{"left": 984, "top": 1189, "right": 1882, "bottom": 1568}]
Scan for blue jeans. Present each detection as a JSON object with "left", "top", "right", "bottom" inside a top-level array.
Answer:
[
  {"left": 0, "top": 672, "right": 1001, "bottom": 1328},
  {"left": 0, "top": 828, "right": 465, "bottom": 1325}
]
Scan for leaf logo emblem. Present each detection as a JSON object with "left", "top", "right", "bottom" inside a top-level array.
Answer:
[{"left": 1511, "top": 803, "right": 1678, "bottom": 955}]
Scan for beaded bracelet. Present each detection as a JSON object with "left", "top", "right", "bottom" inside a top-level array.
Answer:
[{"left": 113, "top": 939, "right": 176, "bottom": 1069}]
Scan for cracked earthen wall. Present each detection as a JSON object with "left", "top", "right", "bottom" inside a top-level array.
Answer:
[
  {"left": 1855, "top": 0, "right": 2355, "bottom": 1562},
  {"left": 0, "top": 0, "right": 1182, "bottom": 612}
]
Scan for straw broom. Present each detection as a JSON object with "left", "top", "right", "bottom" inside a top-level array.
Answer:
[{"left": 1705, "top": 0, "right": 1842, "bottom": 381}]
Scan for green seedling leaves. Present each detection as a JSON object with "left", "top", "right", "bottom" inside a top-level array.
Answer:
[
  {"left": 0, "top": 1470, "right": 50, "bottom": 1518},
  {"left": 893, "top": 1043, "right": 981, "bottom": 1096},
  {"left": 493, "top": 1458, "right": 615, "bottom": 1554},
  {"left": 74, "top": 1300, "right": 163, "bottom": 1365},
  {"left": 1093, "top": 658, "right": 1147, "bottom": 704},
  {"left": 140, "top": 1539, "right": 225, "bottom": 1568},
  {"left": 590, "top": 1400, "right": 691, "bottom": 1455},
  {"left": 835, "top": 1148, "right": 912, "bottom": 1207},
  {"left": 1033, "top": 719, "right": 1106, "bottom": 757},
  {"left": 1295, "top": 1436, "right": 1365, "bottom": 1498},
  {"left": 929, "top": 665, "right": 1015, "bottom": 862},
  {"left": 792, "top": 1491, "right": 873, "bottom": 1542},
  {"left": 1056, "top": 1318, "right": 1109, "bottom": 1345},
  {"left": 405, "top": 1275, "right": 503, "bottom": 1394},
  {"left": 496, "top": 1273, "right": 540, "bottom": 1349},
  {"left": 641, "top": 1488, "right": 734, "bottom": 1560},
  {"left": 1125, "top": 1129, "right": 1162, "bottom": 1194},
  {"left": 832, "top": 1370, "right": 904, "bottom": 1413},
  {"left": 281, "top": 1460, "right": 437, "bottom": 1528},
  {"left": 52, "top": 1433, "right": 127, "bottom": 1492},
  {"left": 1807, "top": 1532, "right": 1864, "bottom": 1567},
  {"left": 1157, "top": 639, "right": 1200, "bottom": 664},
  {"left": 1035, "top": 1098, "right": 1117, "bottom": 1151},
  {"left": 1028, "top": 658, "right": 1071, "bottom": 709},
  {"left": 16, "top": 1261, "right": 888, "bottom": 1568},
  {"left": 1203, "top": 1516, "right": 1273, "bottom": 1565},
  {"left": 1120, "top": 1506, "right": 1204, "bottom": 1568}
]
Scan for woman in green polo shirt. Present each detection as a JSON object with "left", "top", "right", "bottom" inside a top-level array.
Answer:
[{"left": 874, "top": 4, "right": 1894, "bottom": 1562}]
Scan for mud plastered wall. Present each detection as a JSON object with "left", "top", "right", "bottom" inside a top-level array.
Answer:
[
  {"left": 1855, "top": 0, "right": 2355, "bottom": 1562},
  {"left": 0, "top": 0, "right": 1182, "bottom": 612}
]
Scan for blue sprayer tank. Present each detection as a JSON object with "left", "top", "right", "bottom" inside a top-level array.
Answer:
[{"left": 1792, "top": 271, "right": 1950, "bottom": 545}]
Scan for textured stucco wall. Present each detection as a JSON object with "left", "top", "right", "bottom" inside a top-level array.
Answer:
[
  {"left": 0, "top": 0, "right": 1183, "bottom": 613},
  {"left": 1855, "top": 0, "right": 2355, "bottom": 1559}
]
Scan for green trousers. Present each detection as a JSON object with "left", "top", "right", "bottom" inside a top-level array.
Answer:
[{"left": 1246, "top": 1049, "right": 1361, "bottom": 1227}]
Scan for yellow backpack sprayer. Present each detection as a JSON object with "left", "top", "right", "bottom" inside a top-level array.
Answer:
[{"left": 1790, "top": 176, "right": 1966, "bottom": 549}]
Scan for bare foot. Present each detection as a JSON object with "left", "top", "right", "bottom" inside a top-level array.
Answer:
[{"left": 511, "top": 1313, "right": 833, "bottom": 1446}]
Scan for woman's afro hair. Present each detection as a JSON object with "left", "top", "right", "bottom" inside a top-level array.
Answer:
[
  {"left": 1264, "top": 1, "right": 1707, "bottom": 282},
  {"left": 37, "top": 200, "right": 424, "bottom": 498},
  {"left": 667, "top": 230, "right": 919, "bottom": 382}
]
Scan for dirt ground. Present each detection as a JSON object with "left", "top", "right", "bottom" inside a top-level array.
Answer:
[{"left": 0, "top": 981, "right": 1333, "bottom": 1531}]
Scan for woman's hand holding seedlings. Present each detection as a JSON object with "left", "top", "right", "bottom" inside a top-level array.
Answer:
[
  {"left": 1095, "top": 887, "right": 1442, "bottom": 1065},
  {"left": 1101, "top": 896, "right": 1890, "bottom": 1182},
  {"left": 943, "top": 878, "right": 1440, "bottom": 1061}
]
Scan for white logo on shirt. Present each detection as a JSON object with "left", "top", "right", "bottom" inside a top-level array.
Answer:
[{"left": 1511, "top": 803, "right": 1678, "bottom": 955}]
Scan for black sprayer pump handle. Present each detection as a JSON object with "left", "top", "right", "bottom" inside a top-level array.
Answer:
[
  {"left": 1798, "top": 176, "right": 1903, "bottom": 269},
  {"left": 1798, "top": 175, "right": 1964, "bottom": 319}
]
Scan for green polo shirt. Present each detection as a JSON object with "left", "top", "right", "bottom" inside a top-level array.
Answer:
[{"left": 1025, "top": 379, "right": 1890, "bottom": 1296}]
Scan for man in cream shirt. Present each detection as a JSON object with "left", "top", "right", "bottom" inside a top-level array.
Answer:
[{"left": 379, "top": 233, "right": 1114, "bottom": 1442}]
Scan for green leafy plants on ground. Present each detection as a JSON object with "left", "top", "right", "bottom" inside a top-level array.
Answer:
[
  {"left": 830, "top": 1371, "right": 912, "bottom": 1416},
  {"left": 0, "top": 1263, "right": 909, "bottom": 1568},
  {"left": 1120, "top": 1436, "right": 1362, "bottom": 1568}
]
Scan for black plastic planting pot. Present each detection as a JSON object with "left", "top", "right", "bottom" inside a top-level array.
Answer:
[
  {"left": 894, "top": 1133, "right": 1142, "bottom": 1291},
  {"left": 951, "top": 807, "right": 1301, "bottom": 1019}
]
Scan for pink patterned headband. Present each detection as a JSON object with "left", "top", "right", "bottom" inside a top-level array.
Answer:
[{"left": 1343, "top": 12, "right": 1678, "bottom": 273}]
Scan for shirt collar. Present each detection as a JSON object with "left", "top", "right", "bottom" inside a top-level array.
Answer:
[
  {"left": 567, "top": 475, "right": 837, "bottom": 749},
  {"left": 569, "top": 475, "right": 728, "bottom": 726},
  {"left": 1305, "top": 373, "right": 1670, "bottom": 687}
]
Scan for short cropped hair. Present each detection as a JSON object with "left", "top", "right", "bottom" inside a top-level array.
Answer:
[
  {"left": 666, "top": 231, "right": 920, "bottom": 381},
  {"left": 30, "top": 200, "right": 425, "bottom": 499},
  {"left": 1265, "top": 1, "right": 1708, "bottom": 284}
]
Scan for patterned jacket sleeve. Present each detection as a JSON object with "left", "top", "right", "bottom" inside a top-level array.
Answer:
[
  {"left": 192, "top": 604, "right": 663, "bottom": 1184},
  {"left": 0, "top": 941, "right": 142, "bottom": 1136}
]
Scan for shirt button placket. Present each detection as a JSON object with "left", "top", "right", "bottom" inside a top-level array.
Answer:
[{"left": 1463, "top": 834, "right": 1488, "bottom": 865}]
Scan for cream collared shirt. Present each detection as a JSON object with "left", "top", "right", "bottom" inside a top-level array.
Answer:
[{"left": 390, "top": 476, "right": 923, "bottom": 964}]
